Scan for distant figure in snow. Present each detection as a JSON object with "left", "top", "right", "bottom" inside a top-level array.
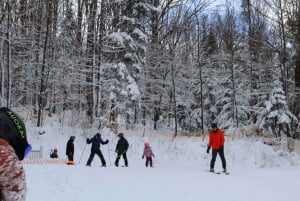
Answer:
[
  {"left": 114, "top": 133, "right": 129, "bottom": 167},
  {"left": 0, "top": 107, "right": 32, "bottom": 201},
  {"left": 206, "top": 123, "right": 227, "bottom": 173},
  {"left": 66, "top": 136, "right": 75, "bottom": 161},
  {"left": 50, "top": 148, "right": 58, "bottom": 158},
  {"left": 142, "top": 142, "right": 155, "bottom": 167},
  {"left": 86, "top": 133, "right": 109, "bottom": 167}
]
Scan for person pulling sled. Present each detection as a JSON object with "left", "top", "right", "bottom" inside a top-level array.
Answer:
[{"left": 66, "top": 136, "right": 75, "bottom": 161}]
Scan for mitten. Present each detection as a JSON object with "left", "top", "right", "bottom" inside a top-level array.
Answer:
[{"left": 206, "top": 147, "right": 210, "bottom": 154}]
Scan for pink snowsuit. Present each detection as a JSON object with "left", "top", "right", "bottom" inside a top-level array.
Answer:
[{"left": 142, "top": 146, "right": 155, "bottom": 167}]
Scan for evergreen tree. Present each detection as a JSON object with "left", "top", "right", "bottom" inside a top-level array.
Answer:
[
  {"left": 257, "top": 80, "right": 298, "bottom": 138},
  {"left": 101, "top": 0, "right": 148, "bottom": 124}
]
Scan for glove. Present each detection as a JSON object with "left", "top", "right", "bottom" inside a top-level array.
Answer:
[
  {"left": 86, "top": 138, "right": 90, "bottom": 143},
  {"left": 142, "top": 156, "right": 144, "bottom": 159},
  {"left": 105, "top": 139, "right": 109, "bottom": 144},
  {"left": 206, "top": 147, "right": 210, "bottom": 154}
]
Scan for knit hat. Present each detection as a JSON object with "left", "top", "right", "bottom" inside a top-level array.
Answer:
[
  {"left": 0, "top": 107, "right": 31, "bottom": 160},
  {"left": 211, "top": 123, "right": 218, "bottom": 129},
  {"left": 144, "top": 141, "right": 150, "bottom": 147}
]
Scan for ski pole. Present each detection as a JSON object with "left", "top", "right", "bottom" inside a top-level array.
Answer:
[
  {"left": 107, "top": 142, "right": 111, "bottom": 166},
  {"left": 78, "top": 143, "right": 87, "bottom": 164}
]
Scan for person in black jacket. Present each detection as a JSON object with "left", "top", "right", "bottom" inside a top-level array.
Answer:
[
  {"left": 66, "top": 136, "right": 75, "bottom": 161},
  {"left": 86, "top": 133, "right": 109, "bottom": 167},
  {"left": 114, "top": 133, "right": 129, "bottom": 167}
]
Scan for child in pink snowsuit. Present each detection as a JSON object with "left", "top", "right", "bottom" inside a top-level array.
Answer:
[{"left": 142, "top": 142, "right": 155, "bottom": 167}]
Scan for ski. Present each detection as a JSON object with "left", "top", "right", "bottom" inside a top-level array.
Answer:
[
  {"left": 207, "top": 170, "right": 230, "bottom": 175},
  {"left": 215, "top": 171, "right": 229, "bottom": 175}
]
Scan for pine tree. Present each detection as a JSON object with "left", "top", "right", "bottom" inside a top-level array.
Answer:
[
  {"left": 101, "top": 0, "right": 148, "bottom": 124},
  {"left": 257, "top": 80, "right": 298, "bottom": 138}
]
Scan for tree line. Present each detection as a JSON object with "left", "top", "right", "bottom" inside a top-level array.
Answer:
[{"left": 0, "top": 0, "right": 299, "bottom": 138}]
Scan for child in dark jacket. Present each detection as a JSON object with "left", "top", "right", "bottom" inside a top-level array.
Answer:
[
  {"left": 142, "top": 142, "right": 155, "bottom": 167},
  {"left": 114, "top": 133, "right": 129, "bottom": 167},
  {"left": 66, "top": 136, "right": 75, "bottom": 161}
]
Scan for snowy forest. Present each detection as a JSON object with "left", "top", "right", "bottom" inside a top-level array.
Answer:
[{"left": 0, "top": 0, "right": 299, "bottom": 139}]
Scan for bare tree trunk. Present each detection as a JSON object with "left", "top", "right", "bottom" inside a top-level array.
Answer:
[
  {"left": 295, "top": 3, "right": 300, "bottom": 88},
  {"left": 278, "top": 0, "right": 288, "bottom": 96},
  {"left": 94, "top": 0, "right": 107, "bottom": 117},
  {"left": 171, "top": 62, "right": 178, "bottom": 138},
  {"left": 85, "top": 0, "right": 97, "bottom": 123},
  {"left": 37, "top": 1, "right": 52, "bottom": 127},
  {"left": 196, "top": 16, "right": 204, "bottom": 136},
  {"left": 6, "top": 3, "right": 11, "bottom": 108}
]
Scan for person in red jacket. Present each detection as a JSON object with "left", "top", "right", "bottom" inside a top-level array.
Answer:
[
  {"left": 0, "top": 107, "right": 32, "bottom": 201},
  {"left": 207, "top": 123, "right": 227, "bottom": 173}
]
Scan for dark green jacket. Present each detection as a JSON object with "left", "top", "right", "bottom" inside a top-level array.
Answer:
[{"left": 115, "top": 137, "right": 129, "bottom": 154}]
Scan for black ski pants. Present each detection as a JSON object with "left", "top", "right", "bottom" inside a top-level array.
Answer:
[
  {"left": 210, "top": 148, "right": 226, "bottom": 169},
  {"left": 67, "top": 153, "right": 74, "bottom": 161},
  {"left": 86, "top": 148, "right": 106, "bottom": 166},
  {"left": 115, "top": 152, "right": 128, "bottom": 167}
]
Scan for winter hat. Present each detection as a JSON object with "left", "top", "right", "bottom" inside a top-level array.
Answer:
[
  {"left": 53, "top": 149, "right": 58, "bottom": 153},
  {"left": 144, "top": 141, "right": 150, "bottom": 147},
  {"left": 211, "top": 123, "right": 218, "bottom": 129},
  {"left": 0, "top": 107, "right": 31, "bottom": 160},
  {"left": 95, "top": 133, "right": 101, "bottom": 138},
  {"left": 117, "top": 133, "right": 124, "bottom": 137}
]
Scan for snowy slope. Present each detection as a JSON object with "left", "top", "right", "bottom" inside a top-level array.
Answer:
[{"left": 23, "top": 122, "right": 300, "bottom": 201}]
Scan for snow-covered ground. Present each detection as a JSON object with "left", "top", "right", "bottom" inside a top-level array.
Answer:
[{"left": 23, "top": 119, "right": 300, "bottom": 201}]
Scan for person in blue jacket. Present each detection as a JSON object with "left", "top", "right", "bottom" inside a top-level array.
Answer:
[{"left": 86, "top": 133, "right": 109, "bottom": 167}]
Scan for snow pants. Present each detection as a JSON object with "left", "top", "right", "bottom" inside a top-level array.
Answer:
[
  {"left": 86, "top": 148, "right": 106, "bottom": 166},
  {"left": 115, "top": 152, "right": 128, "bottom": 167},
  {"left": 145, "top": 157, "right": 153, "bottom": 167},
  {"left": 210, "top": 148, "right": 226, "bottom": 169},
  {"left": 67, "top": 153, "right": 74, "bottom": 161}
]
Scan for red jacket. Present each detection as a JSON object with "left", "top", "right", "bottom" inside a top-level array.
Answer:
[
  {"left": 0, "top": 138, "right": 26, "bottom": 201},
  {"left": 208, "top": 129, "right": 225, "bottom": 150}
]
